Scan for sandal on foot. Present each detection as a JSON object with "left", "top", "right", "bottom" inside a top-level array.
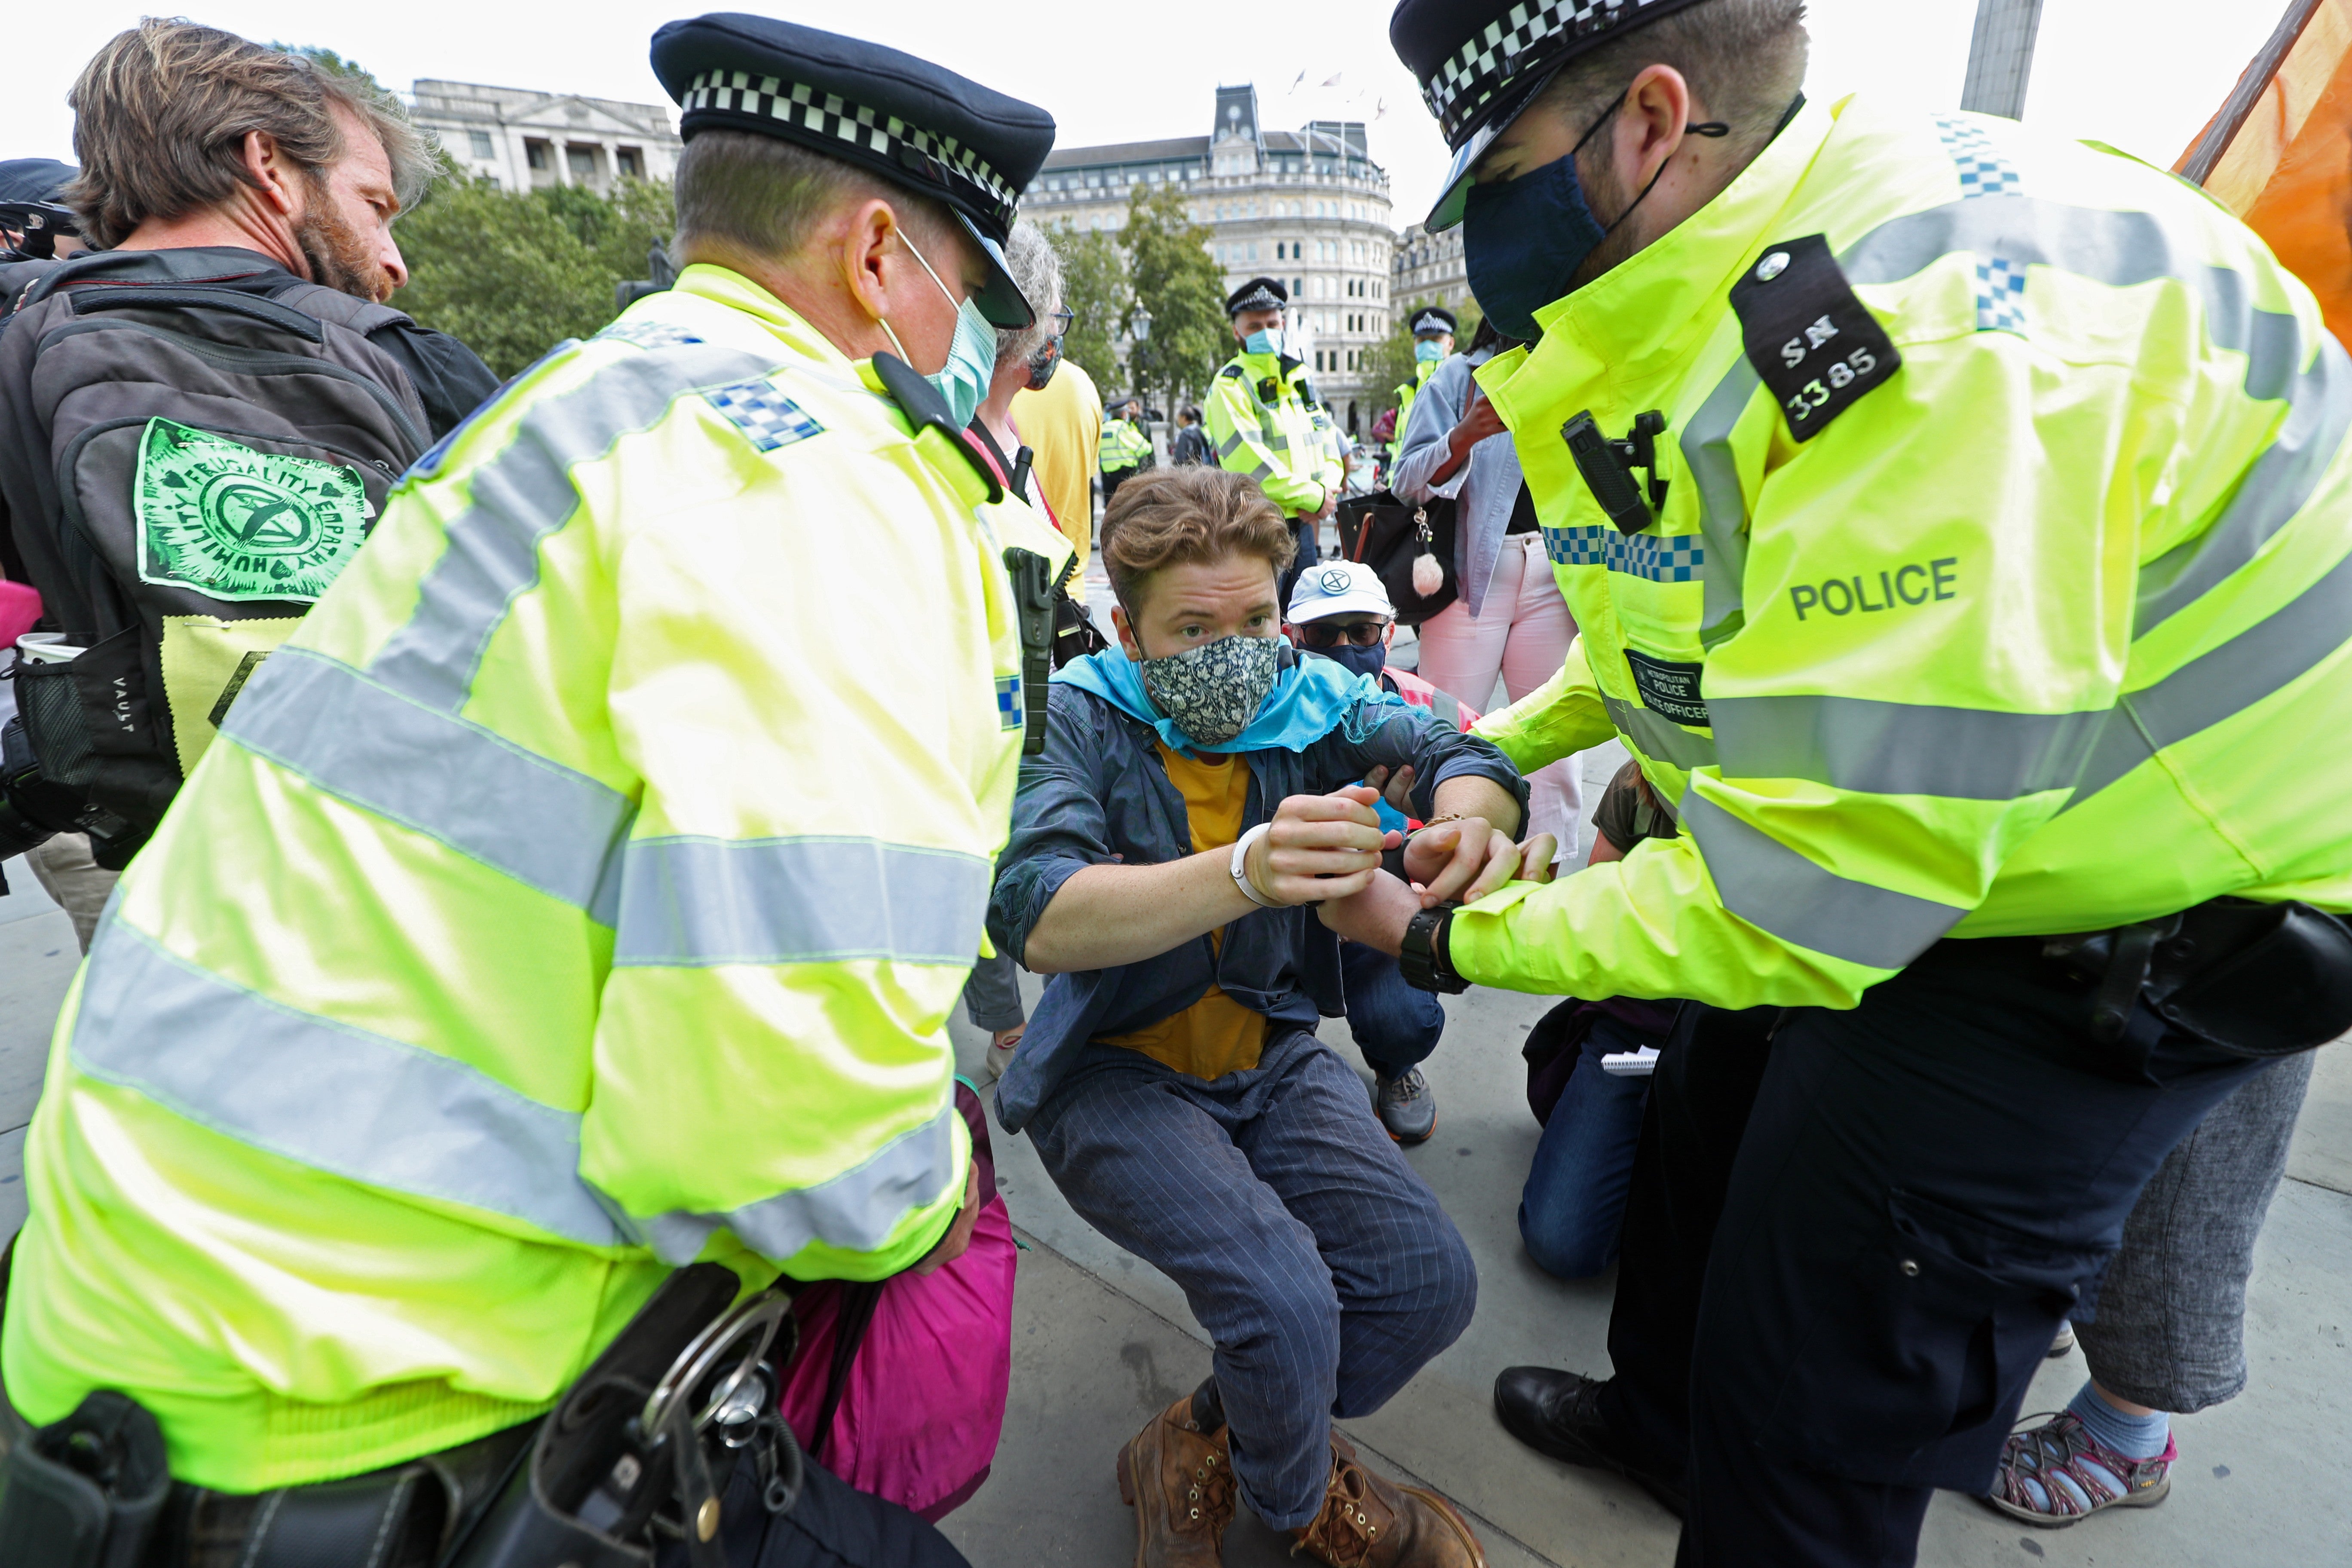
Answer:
[{"left": 1982, "top": 1409, "right": 2173, "bottom": 1528}]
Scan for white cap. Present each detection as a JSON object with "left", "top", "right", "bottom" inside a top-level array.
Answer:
[{"left": 1286, "top": 560, "right": 1394, "bottom": 622}]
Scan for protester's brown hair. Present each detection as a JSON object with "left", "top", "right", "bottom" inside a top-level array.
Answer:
[
  {"left": 1102, "top": 467, "right": 1296, "bottom": 612},
  {"left": 64, "top": 19, "right": 433, "bottom": 250}
]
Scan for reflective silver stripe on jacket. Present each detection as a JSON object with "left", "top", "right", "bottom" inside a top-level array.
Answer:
[
  {"left": 636, "top": 1105, "right": 960, "bottom": 1266},
  {"left": 616, "top": 836, "right": 993, "bottom": 967},
  {"left": 1707, "top": 693, "right": 2104, "bottom": 801},
  {"left": 1604, "top": 695, "right": 1718, "bottom": 772},
  {"left": 222, "top": 648, "right": 634, "bottom": 924},
  {"left": 70, "top": 917, "right": 629, "bottom": 1246},
  {"left": 1681, "top": 792, "right": 1970, "bottom": 971},
  {"left": 369, "top": 343, "right": 785, "bottom": 714}
]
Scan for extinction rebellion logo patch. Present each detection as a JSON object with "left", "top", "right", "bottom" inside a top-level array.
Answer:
[{"left": 134, "top": 418, "right": 368, "bottom": 602}]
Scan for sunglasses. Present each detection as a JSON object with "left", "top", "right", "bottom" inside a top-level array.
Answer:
[{"left": 1297, "top": 619, "right": 1390, "bottom": 649}]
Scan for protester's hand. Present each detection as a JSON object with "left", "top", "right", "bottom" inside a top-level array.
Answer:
[
  {"left": 1515, "top": 833, "right": 1562, "bottom": 884},
  {"left": 1401, "top": 815, "right": 1519, "bottom": 906},
  {"left": 1450, "top": 386, "right": 1507, "bottom": 452},
  {"left": 1245, "top": 786, "right": 1403, "bottom": 905},
  {"left": 1314, "top": 868, "right": 1423, "bottom": 956},
  {"left": 1362, "top": 763, "right": 1417, "bottom": 818},
  {"left": 910, "top": 1159, "right": 982, "bottom": 1276}
]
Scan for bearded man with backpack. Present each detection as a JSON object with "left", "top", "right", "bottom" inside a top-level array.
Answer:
[{"left": 0, "top": 21, "right": 496, "bottom": 939}]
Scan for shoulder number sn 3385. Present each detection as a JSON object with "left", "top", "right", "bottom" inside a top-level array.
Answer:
[{"left": 1727, "top": 233, "right": 1903, "bottom": 443}]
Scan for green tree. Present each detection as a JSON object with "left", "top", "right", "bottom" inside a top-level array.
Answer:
[
  {"left": 1047, "top": 222, "right": 1127, "bottom": 394},
  {"left": 393, "top": 178, "right": 675, "bottom": 378},
  {"left": 1120, "top": 184, "right": 1227, "bottom": 415}
]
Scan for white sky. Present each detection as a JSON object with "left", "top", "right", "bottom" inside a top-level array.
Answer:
[{"left": 5, "top": 2, "right": 2293, "bottom": 224}]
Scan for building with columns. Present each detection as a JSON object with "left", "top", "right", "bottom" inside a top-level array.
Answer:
[
  {"left": 409, "top": 80, "right": 683, "bottom": 195},
  {"left": 1020, "top": 85, "right": 1397, "bottom": 435}
]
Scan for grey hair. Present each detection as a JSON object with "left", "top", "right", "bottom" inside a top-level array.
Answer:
[
  {"left": 995, "top": 220, "right": 1063, "bottom": 365},
  {"left": 1534, "top": 0, "right": 1809, "bottom": 165}
]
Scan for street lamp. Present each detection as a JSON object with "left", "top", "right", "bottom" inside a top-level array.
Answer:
[{"left": 1128, "top": 303, "right": 1152, "bottom": 342}]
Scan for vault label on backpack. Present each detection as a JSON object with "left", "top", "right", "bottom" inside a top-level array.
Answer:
[{"left": 133, "top": 418, "right": 369, "bottom": 602}]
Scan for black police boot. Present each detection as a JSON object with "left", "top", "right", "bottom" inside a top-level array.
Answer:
[{"left": 1492, "top": 1367, "right": 1686, "bottom": 1517}]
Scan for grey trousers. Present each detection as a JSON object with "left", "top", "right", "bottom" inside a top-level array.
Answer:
[
  {"left": 25, "top": 832, "right": 116, "bottom": 953},
  {"left": 959, "top": 950, "right": 1026, "bottom": 1034},
  {"left": 2078, "top": 1050, "right": 2318, "bottom": 1412}
]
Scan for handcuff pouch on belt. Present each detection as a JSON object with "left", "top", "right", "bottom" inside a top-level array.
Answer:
[
  {"left": 2041, "top": 897, "right": 2352, "bottom": 1058},
  {"left": 447, "top": 1262, "right": 802, "bottom": 1568}
]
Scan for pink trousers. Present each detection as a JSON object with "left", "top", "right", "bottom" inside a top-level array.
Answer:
[{"left": 1414, "top": 532, "right": 1585, "bottom": 854}]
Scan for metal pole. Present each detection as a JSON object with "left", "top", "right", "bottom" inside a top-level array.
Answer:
[{"left": 1960, "top": 0, "right": 2047, "bottom": 120}]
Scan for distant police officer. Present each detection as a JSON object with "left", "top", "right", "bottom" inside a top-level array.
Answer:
[
  {"left": 1207, "top": 276, "right": 1343, "bottom": 605},
  {"left": 1388, "top": 305, "right": 1455, "bottom": 465},
  {"left": 1320, "top": 3, "right": 2352, "bottom": 1565},
  {"left": 0, "top": 15, "right": 1066, "bottom": 1566},
  {"left": 1098, "top": 391, "right": 1153, "bottom": 508}
]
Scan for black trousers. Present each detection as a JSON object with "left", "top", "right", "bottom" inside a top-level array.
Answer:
[
  {"left": 1592, "top": 939, "right": 2269, "bottom": 1568},
  {"left": 655, "top": 1452, "right": 971, "bottom": 1568},
  {"left": 1277, "top": 517, "right": 1320, "bottom": 609}
]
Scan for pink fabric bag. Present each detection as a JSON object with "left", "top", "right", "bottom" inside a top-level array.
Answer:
[
  {"left": 777, "top": 1082, "right": 1017, "bottom": 1522},
  {"left": 0, "top": 580, "right": 42, "bottom": 651}
]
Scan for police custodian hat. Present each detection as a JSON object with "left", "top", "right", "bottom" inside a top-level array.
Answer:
[
  {"left": 1409, "top": 306, "right": 1458, "bottom": 336},
  {"left": 1226, "top": 276, "right": 1289, "bottom": 317},
  {"left": 1390, "top": 0, "right": 1712, "bottom": 229},
  {"left": 650, "top": 14, "right": 1056, "bottom": 327}
]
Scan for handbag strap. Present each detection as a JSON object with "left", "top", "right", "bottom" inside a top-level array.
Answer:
[{"left": 806, "top": 1281, "right": 886, "bottom": 1463}]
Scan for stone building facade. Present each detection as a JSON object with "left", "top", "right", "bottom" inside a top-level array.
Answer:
[
  {"left": 410, "top": 80, "right": 683, "bottom": 195},
  {"left": 1392, "top": 221, "right": 1472, "bottom": 329},
  {"left": 1020, "top": 85, "right": 1396, "bottom": 434}
]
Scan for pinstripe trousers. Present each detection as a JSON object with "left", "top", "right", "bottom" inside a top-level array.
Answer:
[{"left": 1027, "top": 1029, "right": 1477, "bottom": 1528}]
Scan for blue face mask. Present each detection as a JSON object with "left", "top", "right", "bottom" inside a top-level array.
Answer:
[
  {"left": 1461, "top": 93, "right": 1729, "bottom": 342},
  {"left": 1414, "top": 339, "right": 1447, "bottom": 364},
  {"left": 1242, "top": 329, "right": 1281, "bottom": 356},
  {"left": 1314, "top": 641, "right": 1387, "bottom": 680},
  {"left": 888, "top": 233, "right": 998, "bottom": 429}
]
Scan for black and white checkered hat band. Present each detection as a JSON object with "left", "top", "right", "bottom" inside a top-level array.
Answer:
[
  {"left": 682, "top": 71, "right": 1018, "bottom": 233},
  {"left": 1421, "top": 0, "right": 1672, "bottom": 144}
]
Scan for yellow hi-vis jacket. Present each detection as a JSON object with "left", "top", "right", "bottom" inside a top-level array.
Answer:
[
  {"left": 0, "top": 264, "right": 1071, "bottom": 1492},
  {"left": 1454, "top": 95, "right": 2352, "bottom": 1010},
  {"left": 1205, "top": 349, "right": 1339, "bottom": 517},
  {"left": 1390, "top": 357, "right": 1437, "bottom": 459},
  {"left": 1097, "top": 415, "right": 1152, "bottom": 474}
]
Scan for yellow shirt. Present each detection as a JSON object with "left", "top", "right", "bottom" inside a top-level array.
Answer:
[
  {"left": 1102, "top": 744, "right": 1270, "bottom": 1080},
  {"left": 1011, "top": 358, "right": 1101, "bottom": 567}
]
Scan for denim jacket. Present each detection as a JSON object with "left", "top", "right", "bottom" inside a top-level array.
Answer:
[
  {"left": 1392, "top": 349, "right": 1524, "bottom": 619},
  {"left": 988, "top": 680, "right": 1528, "bottom": 1130}
]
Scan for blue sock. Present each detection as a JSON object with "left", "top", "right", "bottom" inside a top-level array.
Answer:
[
  {"left": 2067, "top": 1382, "right": 2171, "bottom": 1460},
  {"left": 2017, "top": 1382, "right": 2171, "bottom": 1513}
]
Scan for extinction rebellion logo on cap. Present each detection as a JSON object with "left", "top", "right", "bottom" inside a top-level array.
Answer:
[
  {"left": 133, "top": 419, "right": 369, "bottom": 603},
  {"left": 1319, "top": 568, "right": 1352, "bottom": 594}
]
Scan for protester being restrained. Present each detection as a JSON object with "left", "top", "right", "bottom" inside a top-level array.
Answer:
[{"left": 987, "top": 465, "right": 1529, "bottom": 1566}]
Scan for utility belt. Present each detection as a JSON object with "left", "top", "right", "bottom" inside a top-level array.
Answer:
[
  {"left": 0, "top": 1262, "right": 802, "bottom": 1568},
  {"left": 1998, "top": 895, "right": 2352, "bottom": 1069}
]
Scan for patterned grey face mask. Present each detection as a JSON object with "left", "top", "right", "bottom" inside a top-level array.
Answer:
[{"left": 1138, "top": 633, "right": 1290, "bottom": 747}]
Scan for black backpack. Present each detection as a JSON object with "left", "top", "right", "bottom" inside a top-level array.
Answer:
[{"left": 0, "top": 257, "right": 431, "bottom": 863}]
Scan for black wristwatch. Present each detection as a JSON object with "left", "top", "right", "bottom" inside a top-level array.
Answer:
[{"left": 1400, "top": 902, "right": 1467, "bottom": 994}]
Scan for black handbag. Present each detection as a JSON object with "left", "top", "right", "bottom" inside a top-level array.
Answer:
[{"left": 1334, "top": 490, "right": 1459, "bottom": 625}]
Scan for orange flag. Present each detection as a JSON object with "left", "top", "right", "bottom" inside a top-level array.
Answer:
[{"left": 2178, "top": 0, "right": 2352, "bottom": 347}]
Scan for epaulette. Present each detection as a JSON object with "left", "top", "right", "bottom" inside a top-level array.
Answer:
[
  {"left": 1218, "top": 363, "right": 1244, "bottom": 379},
  {"left": 871, "top": 351, "right": 1003, "bottom": 503}
]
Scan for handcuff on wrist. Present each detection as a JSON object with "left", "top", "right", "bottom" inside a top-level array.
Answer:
[
  {"left": 1230, "top": 821, "right": 1283, "bottom": 909},
  {"left": 1400, "top": 900, "right": 1468, "bottom": 994}
]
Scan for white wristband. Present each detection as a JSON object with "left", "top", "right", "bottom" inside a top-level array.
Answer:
[{"left": 1230, "top": 822, "right": 1282, "bottom": 909}]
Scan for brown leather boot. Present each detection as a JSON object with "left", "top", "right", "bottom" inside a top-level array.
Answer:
[
  {"left": 1289, "top": 1430, "right": 1486, "bottom": 1568},
  {"left": 1116, "top": 1395, "right": 1237, "bottom": 1566}
]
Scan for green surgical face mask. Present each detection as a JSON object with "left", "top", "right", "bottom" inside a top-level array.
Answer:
[{"left": 882, "top": 232, "right": 996, "bottom": 428}]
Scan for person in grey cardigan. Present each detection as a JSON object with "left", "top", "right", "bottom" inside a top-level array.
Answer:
[{"left": 1392, "top": 318, "right": 1585, "bottom": 852}]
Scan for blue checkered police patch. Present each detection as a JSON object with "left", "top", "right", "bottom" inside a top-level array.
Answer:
[{"left": 703, "top": 380, "right": 826, "bottom": 452}]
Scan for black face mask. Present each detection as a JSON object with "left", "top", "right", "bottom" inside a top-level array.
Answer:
[{"left": 1312, "top": 641, "right": 1387, "bottom": 680}]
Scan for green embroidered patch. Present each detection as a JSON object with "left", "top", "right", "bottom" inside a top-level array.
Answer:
[{"left": 134, "top": 419, "right": 369, "bottom": 602}]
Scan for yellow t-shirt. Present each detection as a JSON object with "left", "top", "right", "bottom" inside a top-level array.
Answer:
[
  {"left": 1011, "top": 358, "right": 1101, "bottom": 568},
  {"left": 1101, "top": 744, "right": 1271, "bottom": 1080}
]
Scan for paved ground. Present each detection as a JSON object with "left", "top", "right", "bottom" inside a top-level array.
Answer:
[{"left": 1, "top": 543, "right": 2345, "bottom": 1563}]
